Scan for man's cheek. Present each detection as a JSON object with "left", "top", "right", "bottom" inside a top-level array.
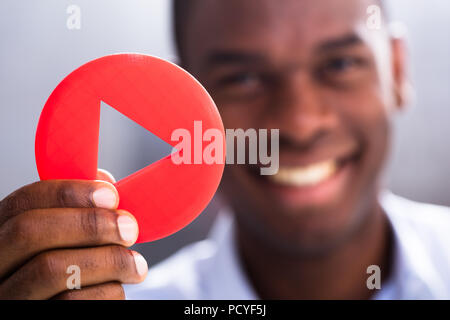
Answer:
[
  {"left": 356, "top": 105, "right": 391, "bottom": 184},
  {"left": 220, "top": 108, "right": 262, "bottom": 131}
]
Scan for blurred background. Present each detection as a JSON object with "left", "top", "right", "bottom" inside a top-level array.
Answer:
[{"left": 0, "top": 0, "right": 449, "bottom": 265}]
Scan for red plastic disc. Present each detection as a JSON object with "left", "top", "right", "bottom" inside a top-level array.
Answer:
[{"left": 35, "top": 53, "right": 225, "bottom": 243}]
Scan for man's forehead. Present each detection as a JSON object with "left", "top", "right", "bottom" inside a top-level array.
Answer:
[
  {"left": 185, "top": 0, "right": 380, "bottom": 56},
  {"left": 182, "top": 0, "right": 383, "bottom": 69}
]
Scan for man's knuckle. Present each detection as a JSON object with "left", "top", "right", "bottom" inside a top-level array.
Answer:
[
  {"left": 57, "top": 181, "right": 94, "bottom": 208},
  {"left": 55, "top": 183, "right": 75, "bottom": 207},
  {"left": 80, "top": 208, "right": 101, "bottom": 240},
  {"left": 5, "top": 214, "right": 34, "bottom": 249},
  {"left": 0, "top": 188, "right": 32, "bottom": 216},
  {"left": 109, "top": 246, "right": 132, "bottom": 272},
  {"left": 33, "top": 252, "right": 64, "bottom": 284}
]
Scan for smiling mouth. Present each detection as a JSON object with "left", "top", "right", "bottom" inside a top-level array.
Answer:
[
  {"left": 268, "top": 160, "right": 338, "bottom": 187},
  {"left": 249, "top": 149, "right": 360, "bottom": 189},
  {"left": 240, "top": 146, "right": 362, "bottom": 207}
]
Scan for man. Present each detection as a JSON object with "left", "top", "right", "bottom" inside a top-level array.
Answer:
[{"left": 0, "top": 0, "right": 449, "bottom": 299}]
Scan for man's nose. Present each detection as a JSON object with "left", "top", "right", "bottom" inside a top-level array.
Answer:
[{"left": 268, "top": 72, "right": 336, "bottom": 144}]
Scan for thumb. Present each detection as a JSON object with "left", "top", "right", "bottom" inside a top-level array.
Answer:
[{"left": 96, "top": 168, "right": 117, "bottom": 184}]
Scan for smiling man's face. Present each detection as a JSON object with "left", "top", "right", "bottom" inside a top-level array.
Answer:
[{"left": 178, "top": 0, "right": 406, "bottom": 254}]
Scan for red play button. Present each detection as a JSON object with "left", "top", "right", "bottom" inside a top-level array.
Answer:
[{"left": 35, "top": 54, "right": 225, "bottom": 243}]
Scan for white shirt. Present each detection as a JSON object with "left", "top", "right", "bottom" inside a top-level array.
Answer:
[{"left": 124, "top": 192, "right": 450, "bottom": 299}]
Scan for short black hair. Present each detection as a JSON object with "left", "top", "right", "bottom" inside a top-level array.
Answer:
[{"left": 172, "top": 0, "right": 387, "bottom": 60}]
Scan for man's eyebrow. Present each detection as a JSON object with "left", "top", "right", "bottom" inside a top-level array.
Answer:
[
  {"left": 201, "top": 34, "right": 363, "bottom": 71},
  {"left": 316, "top": 33, "right": 364, "bottom": 52},
  {"left": 202, "top": 51, "right": 266, "bottom": 70}
]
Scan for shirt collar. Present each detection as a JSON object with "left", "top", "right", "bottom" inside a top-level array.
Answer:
[
  {"left": 375, "top": 191, "right": 447, "bottom": 299},
  {"left": 203, "top": 209, "right": 259, "bottom": 299}
]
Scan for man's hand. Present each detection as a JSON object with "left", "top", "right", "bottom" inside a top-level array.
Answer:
[{"left": 0, "top": 175, "right": 148, "bottom": 299}]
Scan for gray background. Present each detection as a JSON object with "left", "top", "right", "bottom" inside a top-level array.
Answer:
[{"left": 0, "top": 0, "right": 449, "bottom": 265}]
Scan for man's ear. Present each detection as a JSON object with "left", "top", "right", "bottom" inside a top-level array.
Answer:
[{"left": 390, "top": 27, "right": 413, "bottom": 110}]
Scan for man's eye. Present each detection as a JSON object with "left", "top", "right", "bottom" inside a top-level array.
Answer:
[
  {"left": 324, "top": 57, "right": 362, "bottom": 73},
  {"left": 212, "top": 72, "right": 265, "bottom": 99},
  {"left": 317, "top": 56, "right": 369, "bottom": 86},
  {"left": 218, "top": 72, "right": 261, "bottom": 87}
]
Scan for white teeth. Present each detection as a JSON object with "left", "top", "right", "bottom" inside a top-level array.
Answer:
[{"left": 268, "top": 160, "right": 337, "bottom": 187}]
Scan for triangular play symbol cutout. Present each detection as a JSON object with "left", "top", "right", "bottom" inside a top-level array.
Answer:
[{"left": 98, "top": 101, "right": 173, "bottom": 181}]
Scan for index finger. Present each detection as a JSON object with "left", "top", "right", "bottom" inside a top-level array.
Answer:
[{"left": 0, "top": 180, "right": 119, "bottom": 224}]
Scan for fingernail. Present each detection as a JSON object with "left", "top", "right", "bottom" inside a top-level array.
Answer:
[
  {"left": 92, "top": 187, "right": 117, "bottom": 209},
  {"left": 132, "top": 252, "right": 148, "bottom": 277},
  {"left": 117, "top": 214, "right": 138, "bottom": 244}
]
